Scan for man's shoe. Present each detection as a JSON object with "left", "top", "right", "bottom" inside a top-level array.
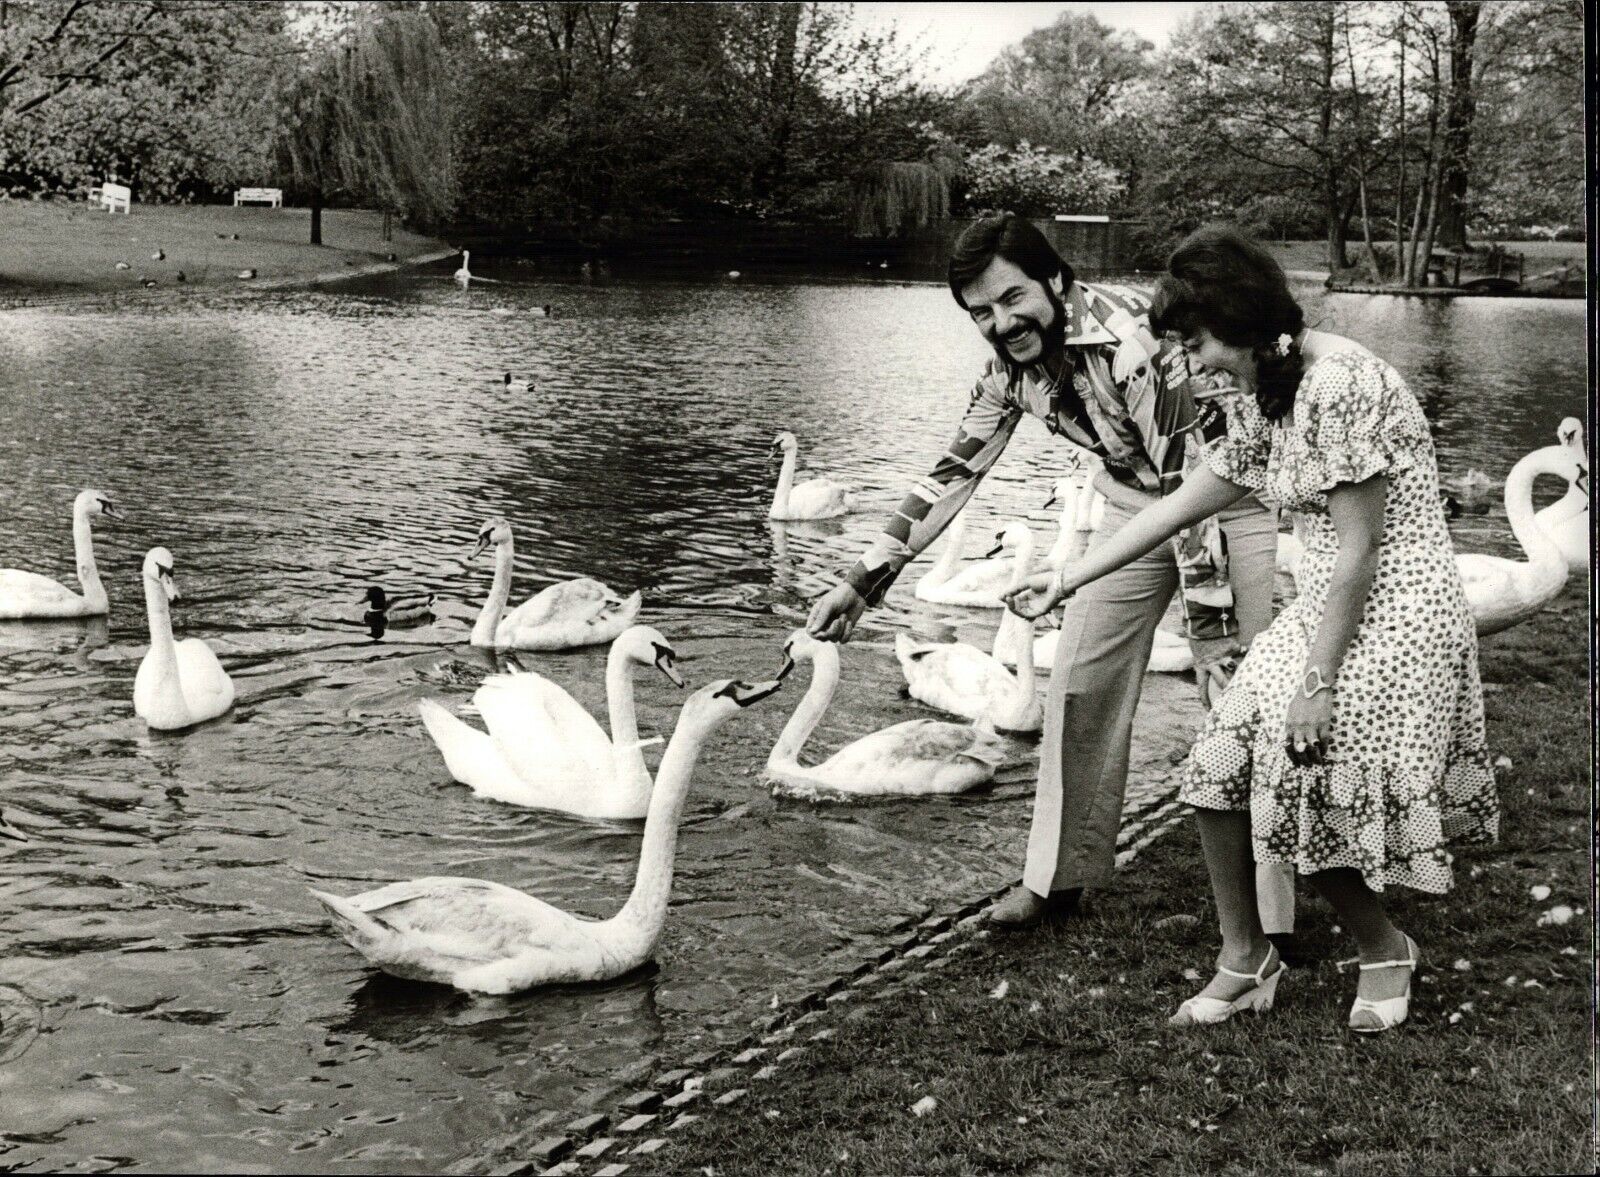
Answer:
[{"left": 986, "top": 885, "right": 1081, "bottom": 928}]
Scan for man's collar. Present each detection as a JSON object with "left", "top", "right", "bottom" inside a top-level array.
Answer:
[{"left": 1059, "top": 280, "right": 1120, "bottom": 348}]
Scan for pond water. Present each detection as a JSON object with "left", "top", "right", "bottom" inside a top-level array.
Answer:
[{"left": 0, "top": 267, "right": 1585, "bottom": 1173}]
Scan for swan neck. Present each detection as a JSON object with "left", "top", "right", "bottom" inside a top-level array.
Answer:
[
  {"left": 771, "top": 648, "right": 839, "bottom": 767},
  {"left": 1003, "top": 535, "right": 1036, "bottom": 682},
  {"left": 605, "top": 644, "right": 647, "bottom": 776},
  {"left": 773, "top": 447, "right": 798, "bottom": 513},
  {"left": 143, "top": 575, "right": 178, "bottom": 662},
  {"left": 1505, "top": 457, "right": 1565, "bottom": 569},
  {"left": 472, "top": 539, "right": 514, "bottom": 645},
  {"left": 615, "top": 718, "right": 707, "bottom": 931},
  {"left": 72, "top": 508, "right": 107, "bottom": 611},
  {"left": 929, "top": 510, "right": 967, "bottom": 579},
  {"left": 1045, "top": 488, "right": 1080, "bottom": 566}
]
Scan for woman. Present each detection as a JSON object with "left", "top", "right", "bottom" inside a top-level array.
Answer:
[{"left": 1006, "top": 226, "right": 1495, "bottom": 1033}]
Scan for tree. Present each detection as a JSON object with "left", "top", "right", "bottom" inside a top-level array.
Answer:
[{"left": 273, "top": 9, "right": 455, "bottom": 244}]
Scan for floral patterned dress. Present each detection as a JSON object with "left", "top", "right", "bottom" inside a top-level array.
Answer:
[{"left": 1181, "top": 348, "right": 1496, "bottom": 894}]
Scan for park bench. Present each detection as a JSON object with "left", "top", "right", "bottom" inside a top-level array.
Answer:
[
  {"left": 99, "top": 182, "right": 131, "bottom": 214},
  {"left": 234, "top": 187, "right": 283, "bottom": 208}
]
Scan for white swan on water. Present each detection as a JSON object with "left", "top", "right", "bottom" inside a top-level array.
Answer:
[
  {"left": 768, "top": 432, "right": 858, "bottom": 520},
  {"left": 913, "top": 506, "right": 1014, "bottom": 608},
  {"left": 133, "top": 547, "right": 235, "bottom": 730},
  {"left": 767, "top": 629, "right": 1008, "bottom": 797},
  {"left": 311, "top": 676, "right": 782, "bottom": 994},
  {"left": 418, "top": 625, "right": 685, "bottom": 820},
  {"left": 1458, "top": 442, "right": 1581, "bottom": 635},
  {"left": 1532, "top": 418, "right": 1588, "bottom": 574},
  {"left": 0, "top": 489, "right": 121, "bottom": 619},
  {"left": 897, "top": 523, "right": 1042, "bottom": 732},
  {"left": 453, "top": 250, "right": 472, "bottom": 288},
  {"left": 470, "top": 517, "right": 641, "bottom": 651}
]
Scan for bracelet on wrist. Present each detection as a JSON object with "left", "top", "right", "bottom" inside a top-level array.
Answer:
[{"left": 1302, "top": 666, "right": 1333, "bottom": 699}]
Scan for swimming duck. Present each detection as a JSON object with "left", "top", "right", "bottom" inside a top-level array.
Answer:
[{"left": 360, "top": 586, "right": 435, "bottom": 626}]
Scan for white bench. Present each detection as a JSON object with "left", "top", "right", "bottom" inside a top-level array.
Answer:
[
  {"left": 234, "top": 187, "right": 283, "bottom": 208},
  {"left": 100, "top": 182, "right": 131, "bottom": 214}
]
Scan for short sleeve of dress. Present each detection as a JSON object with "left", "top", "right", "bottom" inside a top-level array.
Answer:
[
  {"left": 1288, "top": 352, "right": 1427, "bottom": 498},
  {"left": 1199, "top": 388, "right": 1270, "bottom": 491}
]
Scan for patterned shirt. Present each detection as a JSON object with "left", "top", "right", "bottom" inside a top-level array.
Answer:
[{"left": 843, "top": 279, "right": 1253, "bottom": 642}]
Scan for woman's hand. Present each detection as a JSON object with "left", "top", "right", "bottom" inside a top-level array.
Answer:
[
  {"left": 1004, "top": 570, "right": 1070, "bottom": 621},
  {"left": 1283, "top": 690, "right": 1333, "bottom": 767}
]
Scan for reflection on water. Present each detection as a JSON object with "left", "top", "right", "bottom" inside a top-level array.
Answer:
[{"left": 0, "top": 270, "right": 1585, "bottom": 1171}]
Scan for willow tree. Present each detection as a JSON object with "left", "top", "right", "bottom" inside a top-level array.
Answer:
[
  {"left": 849, "top": 161, "right": 950, "bottom": 239},
  {"left": 274, "top": 11, "right": 455, "bottom": 245}
]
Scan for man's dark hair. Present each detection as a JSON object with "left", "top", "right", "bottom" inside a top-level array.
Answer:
[
  {"left": 1150, "top": 224, "right": 1306, "bottom": 420},
  {"left": 947, "top": 213, "right": 1076, "bottom": 307}
]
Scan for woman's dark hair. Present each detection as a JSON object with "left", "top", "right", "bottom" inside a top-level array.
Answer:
[
  {"left": 947, "top": 213, "right": 1076, "bottom": 308},
  {"left": 1149, "top": 225, "right": 1306, "bottom": 420}
]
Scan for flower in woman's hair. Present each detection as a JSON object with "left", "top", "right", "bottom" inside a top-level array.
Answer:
[{"left": 1273, "top": 333, "right": 1294, "bottom": 357}]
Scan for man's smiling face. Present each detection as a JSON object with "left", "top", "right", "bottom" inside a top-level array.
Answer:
[{"left": 959, "top": 256, "right": 1064, "bottom": 366}]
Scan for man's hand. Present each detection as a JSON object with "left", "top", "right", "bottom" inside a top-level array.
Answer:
[
  {"left": 807, "top": 582, "right": 867, "bottom": 643},
  {"left": 1003, "top": 570, "right": 1069, "bottom": 621},
  {"left": 1192, "top": 640, "right": 1242, "bottom": 709}
]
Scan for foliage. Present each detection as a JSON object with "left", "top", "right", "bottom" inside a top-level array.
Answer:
[
  {"left": 960, "top": 140, "right": 1125, "bottom": 218},
  {"left": 0, "top": 0, "right": 293, "bottom": 199},
  {"left": 848, "top": 160, "right": 947, "bottom": 238}
]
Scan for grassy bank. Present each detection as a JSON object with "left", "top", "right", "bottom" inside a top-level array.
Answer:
[
  {"left": 1267, "top": 238, "right": 1586, "bottom": 280},
  {"left": 0, "top": 200, "right": 448, "bottom": 296},
  {"left": 664, "top": 583, "right": 1592, "bottom": 1176}
]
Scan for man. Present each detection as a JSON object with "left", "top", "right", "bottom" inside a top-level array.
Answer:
[{"left": 807, "top": 213, "right": 1284, "bottom": 927}]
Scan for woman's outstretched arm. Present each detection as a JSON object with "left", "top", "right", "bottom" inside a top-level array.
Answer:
[{"left": 1005, "top": 464, "right": 1250, "bottom": 619}]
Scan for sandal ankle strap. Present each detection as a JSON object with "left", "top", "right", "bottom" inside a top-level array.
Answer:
[
  {"left": 1358, "top": 934, "right": 1418, "bottom": 972},
  {"left": 1215, "top": 946, "right": 1280, "bottom": 984}
]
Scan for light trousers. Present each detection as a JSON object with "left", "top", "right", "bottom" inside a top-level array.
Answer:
[{"left": 1021, "top": 473, "right": 1295, "bottom": 932}]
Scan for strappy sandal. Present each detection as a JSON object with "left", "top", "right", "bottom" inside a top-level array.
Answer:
[
  {"left": 1349, "top": 932, "right": 1419, "bottom": 1034},
  {"left": 1169, "top": 945, "right": 1286, "bottom": 1027}
]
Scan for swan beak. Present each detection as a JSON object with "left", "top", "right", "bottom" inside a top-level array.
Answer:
[
  {"left": 655, "top": 655, "right": 686, "bottom": 688},
  {"left": 100, "top": 500, "right": 123, "bottom": 521},
  {"left": 1041, "top": 489, "right": 1058, "bottom": 509},
  {"left": 729, "top": 679, "right": 783, "bottom": 707},
  {"left": 164, "top": 576, "right": 180, "bottom": 603},
  {"left": 470, "top": 536, "right": 489, "bottom": 560},
  {"left": 984, "top": 536, "right": 1005, "bottom": 559},
  {"left": 777, "top": 648, "right": 796, "bottom": 681}
]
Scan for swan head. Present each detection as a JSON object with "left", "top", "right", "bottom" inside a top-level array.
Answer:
[
  {"left": 615, "top": 625, "right": 686, "bottom": 687},
  {"left": 776, "top": 627, "right": 831, "bottom": 680},
  {"left": 984, "top": 522, "right": 1035, "bottom": 559},
  {"left": 682, "top": 678, "right": 783, "bottom": 728},
  {"left": 142, "top": 547, "right": 179, "bottom": 601},
  {"left": 75, "top": 489, "right": 122, "bottom": 522},
  {"left": 1042, "top": 475, "right": 1081, "bottom": 510},
  {"left": 769, "top": 431, "right": 799, "bottom": 458},
  {"left": 471, "top": 517, "right": 513, "bottom": 559},
  {"left": 1557, "top": 417, "right": 1586, "bottom": 453}
]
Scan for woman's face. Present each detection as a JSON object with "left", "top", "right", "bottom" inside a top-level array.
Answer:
[{"left": 1173, "top": 325, "right": 1255, "bottom": 380}]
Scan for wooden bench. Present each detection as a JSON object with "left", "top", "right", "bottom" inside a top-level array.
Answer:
[
  {"left": 100, "top": 182, "right": 131, "bottom": 215},
  {"left": 233, "top": 187, "right": 283, "bottom": 208}
]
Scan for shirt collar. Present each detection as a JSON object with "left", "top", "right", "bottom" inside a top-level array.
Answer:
[{"left": 1059, "top": 281, "right": 1120, "bottom": 348}]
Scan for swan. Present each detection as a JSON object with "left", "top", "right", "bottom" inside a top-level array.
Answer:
[
  {"left": 469, "top": 517, "right": 642, "bottom": 651},
  {"left": 767, "top": 628, "right": 1008, "bottom": 797},
  {"left": 1022, "top": 620, "right": 1194, "bottom": 675},
  {"left": 418, "top": 625, "right": 685, "bottom": 819},
  {"left": 1457, "top": 443, "right": 1581, "bottom": 635},
  {"left": 503, "top": 373, "right": 533, "bottom": 393},
  {"left": 311, "top": 676, "right": 782, "bottom": 993},
  {"left": 453, "top": 250, "right": 472, "bottom": 288},
  {"left": 1276, "top": 528, "right": 1305, "bottom": 579},
  {"left": 768, "top": 432, "right": 858, "bottom": 520},
  {"left": 0, "top": 489, "right": 121, "bottom": 619},
  {"left": 133, "top": 547, "right": 235, "bottom": 730},
  {"left": 1533, "top": 418, "right": 1588, "bottom": 574},
  {"left": 360, "top": 586, "right": 435, "bottom": 626},
  {"left": 896, "top": 524, "right": 1042, "bottom": 732},
  {"left": 913, "top": 507, "right": 1015, "bottom": 608}
]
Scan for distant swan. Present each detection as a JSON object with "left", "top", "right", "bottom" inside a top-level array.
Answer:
[
  {"left": 503, "top": 373, "right": 533, "bottom": 392},
  {"left": 418, "top": 625, "right": 685, "bottom": 820},
  {"left": 767, "top": 628, "right": 1008, "bottom": 796},
  {"left": 896, "top": 524, "right": 1042, "bottom": 732},
  {"left": 469, "top": 517, "right": 641, "bottom": 650},
  {"left": 914, "top": 508, "right": 1014, "bottom": 608},
  {"left": 1533, "top": 418, "right": 1588, "bottom": 574},
  {"left": 0, "top": 489, "right": 121, "bottom": 619},
  {"left": 1457, "top": 443, "right": 1580, "bottom": 635},
  {"left": 453, "top": 250, "right": 472, "bottom": 288},
  {"left": 133, "top": 547, "right": 235, "bottom": 730},
  {"left": 768, "top": 432, "right": 858, "bottom": 520},
  {"left": 311, "top": 677, "right": 782, "bottom": 993}
]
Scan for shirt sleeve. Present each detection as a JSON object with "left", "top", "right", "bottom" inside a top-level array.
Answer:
[
  {"left": 1288, "top": 352, "right": 1425, "bottom": 498},
  {"left": 1200, "top": 388, "right": 1271, "bottom": 491},
  {"left": 843, "top": 367, "right": 1023, "bottom": 605}
]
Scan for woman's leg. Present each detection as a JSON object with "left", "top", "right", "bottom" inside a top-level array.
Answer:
[
  {"left": 1308, "top": 868, "right": 1415, "bottom": 1002},
  {"left": 1188, "top": 809, "right": 1276, "bottom": 1001}
]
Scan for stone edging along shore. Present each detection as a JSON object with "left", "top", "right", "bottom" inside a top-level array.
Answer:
[
  {"left": 461, "top": 774, "right": 1194, "bottom": 1177},
  {"left": 248, "top": 246, "right": 459, "bottom": 290}
]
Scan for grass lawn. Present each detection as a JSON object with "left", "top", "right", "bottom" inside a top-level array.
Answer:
[
  {"left": 666, "top": 582, "right": 1592, "bottom": 1176},
  {"left": 0, "top": 199, "right": 448, "bottom": 296}
]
